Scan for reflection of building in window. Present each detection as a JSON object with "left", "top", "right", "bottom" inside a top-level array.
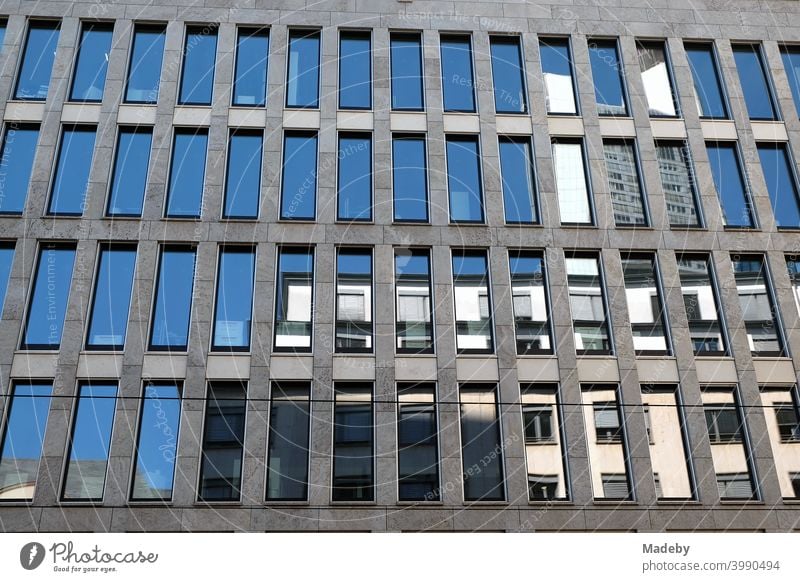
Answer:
[{"left": 760, "top": 387, "right": 800, "bottom": 499}]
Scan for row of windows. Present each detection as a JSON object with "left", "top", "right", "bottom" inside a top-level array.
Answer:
[
  {"left": 1, "top": 380, "right": 798, "bottom": 503},
  {"left": 2, "top": 242, "right": 799, "bottom": 358},
  {"left": 8, "top": 18, "right": 800, "bottom": 124}
]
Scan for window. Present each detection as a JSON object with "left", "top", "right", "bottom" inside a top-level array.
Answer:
[
  {"left": 392, "top": 134, "right": 428, "bottom": 222},
  {"left": 757, "top": 143, "right": 800, "bottom": 229},
  {"left": 130, "top": 382, "right": 181, "bottom": 501},
  {"left": 337, "top": 133, "right": 372, "bottom": 221},
  {"left": 588, "top": 39, "right": 627, "bottom": 116},
  {"left": 274, "top": 247, "right": 314, "bottom": 352},
  {"left": 14, "top": 21, "right": 59, "bottom": 100},
  {"left": 717, "top": 474, "right": 754, "bottom": 499},
  {"left": 780, "top": 45, "right": 800, "bottom": 118},
  {"left": 539, "top": 38, "right": 577, "bottom": 115},
  {"left": 552, "top": 140, "right": 592, "bottom": 224},
  {"left": 165, "top": 128, "right": 208, "bottom": 218},
  {"left": 732, "top": 44, "right": 778, "bottom": 120},
  {"left": 390, "top": 33, "right": 423, "bottom": 111},
  {"left": 149, "top": 245, "right": 196, "bottom": 351},
  {"left": 499, "top": 136, "right": 538, "bottom": 224},
  {"left": 787, "top": 257, "right": 800, "bottom": 316},
  {"left": 280, "top": 132, "right": 317, "bottom": 220},
  {"left": 603, "top": 140, "right": 648, "bottom": 226},
  {"left": 266, "top": 382, "right": 311, "bottom": 501},
  {"left": 760, "top": 387, "right": 800, "bottom": 499},
  {"left": 286, "top": 30, "right": 320, "bottom": 108},
  {"left": 0, "top": 382, "right": 52, "bottom": 501},
  {"left": 521, "top": 384, "right": 569, "bottom": 501},
  {"left": 656, "top": 141, "right": 701, "bottom": 227},
  {"left": 223, "top": 130, "right": 262, "bottom": 219},
  {"left": 0, "top": 243, "right": 13, "bottom": 316},
  {"left": 211, "top": 247, "right": 255, "bottom": 351},
  {"left": 731, "top": 255, "right": 784, "bottom": 356},
  {"left": 125, "top": 24, "right": 166, "bottom": 103},
  {"left": 582, "top": 385, "right": 632, "bottom": 500},
  {"left": 706, "top": 142, "right": 754, "bottom": 228},
  {"left": 677, "top": 255, "right": 727, "bottom": 355},
  {"left": 106, "top": 127, "right": 152, "bottom": 217},
  {"left": 446, "top": 135, "right": 484, "bottom": 223},
  {"left": 395, "top": 249, "right": 433, "bottom": 354},
  {"left": 0, "top": 20, "right": 5, "bottom": 48},
  {"left": 452, "top": 250, "right": 493, "bottom": 353},
  {"left": 232, "top": 28, "right": 268, "bottom": 107},
  {"left": 86, "top": 244, "right": 137, "bottom": 350},
  {"left": 69, "top": 22, "right": 113, "bottom": 102},
  {"left": 601, "top": 474, "right": 631, "bottom": 500},
  {"left": 621, "top": 254, "right": 669, "bottom": 354},
  {"left": 178, "top": 25, "right": 218, "bottom": 105},
  {"left": 440, "top": 34, "right": 476, "bottom": 112},
  {"left": 775, "top": 406, "right": 800, "bottom": 442},
  {"left": 685, "top": 43, "right": 729, "bottom": 119},
  {"left": 62, "top": 382, "right": 117, "bottom": 501},
  {"left": 459, "top": 384, "right": 505, "bottom": 501},
  {"left": 199, "top": 382, "right": 246, "bottom": 501},
  {"left": 593, "top": 402, "right": 622, "bottom": 442},
  {"left": 47, "top": 125, "right": 97, "bottom": 216},
  {"left": 523, "top": 406, "right": 553, "bottom": 443},
  {"left": 332, "top": 383, "right": 374, "bottom": 502},
  {"left": 509, "top": 251, "right": 552, "bottom": 354},
  {"left": 397, "top": 383, "right": 440, "bottom": 501},
  {"left": 489, "top": 36, "right": 527, "bottom": 113},
  {"left": 528, "top": 476, "right": 559, "bottom": 501},
  {"left": 566, "top": 254, "right": 612, "bottom": 354},
  {"left": 705, "top": 407, "right": 743, "bottom": 444},
  {"left": 0, "top": 123, "right": 39, "bottom": 213},
  {"left": 21, "top": 245, "right": 76, "bottom": 350},
  {"left": 335, "top": 248, "right": 373, "bottom": 352},
  {"left": 636, "top": 40, "right": 678, "bottom": 117},
  {"left": 339, "top": 31, "right": 371, "bottom": 109}
]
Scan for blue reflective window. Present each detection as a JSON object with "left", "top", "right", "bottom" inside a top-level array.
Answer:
[
  {"left": 0, "top": 124, "right": 39, "bottom": 214},
  {"left": 125, "top": 25, "right": 165, "bottom": 104},
  {"left": 62, "top": 383, "right": 116, "bottom": 501},
  {"left": 166, "top": 129, "right": 208, "bottom": 218},
  {"left": 499, "top": 136, "right": 537, "bottom": 224},
  {"left": 589, "top": 39, "right": 628, "bottom": 116},
  {"left": 781, "top": 46, "right": 800, "bottom": 118},
  {"left": 335, "top": 249, "right": 373, "bottom": 352},
  {"left": 391, "top": 33, "right": 424, "bottom": 111},
  {"left": 86, "top": 244, "right": 137, "bottom": 350},
  {"left": 706, "top": 142, "right": 754, "bottom": 228},
  {"left": 757, "top": 143, "right": 800, "bottom": 229},
  {"left": 274, "top": 247, "right": 314, "bottom": 352},
  {"left": 392, "top": 135, "right": 428, "bottom": 222},
  {"left": 107, "top": 127, "right": 152, "bottom": 217},
  {"left": 21, "top": 245, "right": 75, "bottom": 350},
  {"left": 286, "top": 30, "right": 320, "bottom": 108},
  {"left": 337, "top": 133, "right": 372, "bottom": 221},
  {"left": 149, "top": 246, "right": 196, "bottom": 351},
  {"left": 339, "top": 31, "right": 371, "bottom": 109},
  {"left": 539, "top": 38, "right": 577, "bottom": 115},
  {"left": 178, "top": 25, "right": 218, "bottom": 105},
  {"left": 440, "top": 35, "right": 476, "bottom": 112},
  {"left": 69, "top": 22, "right": 113, "bottom": 102},
  {"left": 232, "top": 28, "right": 268, "bottom": 107},
  {"left": 490, "top": 36, "right": 527, "bottom": 113},
  {"left": 452, "top": 250, "right": 493, "bottom": 353},
  {"left": 0, "top": 382, "right": 52, "bottom": 501},
  {"left": 733, "top": 44, "right": 778, "bottom": 120},
  {"left": 224, "top": 131, "right": 262, "bottom": 219},
  {"left": 48, "top": 125, "right": 96, "bottom": 215},
  {"left": 446, "top": 136, "right": 484, "bottom": 223},
  {"left": 212, "top": 247, "right": 255, "bottom": 351},
  {"left": 685, "top": 43, "right": 729, "bottom": 119},
  {"left": 0, "top": 21, "right": 6, "bottom": 49},
  {"left": 131, "top": 382, "right": 181, "bottom": 501},
  {"left": 14, "top": 21, "right": 59, "bottom": 100},
  {"left": 0, "top": 243, "right": 13, "bottom": 316},
  {"left": 199, "top": 382, "right": 246, "bottom": 501},
  {"left": 280, "top": 132, "right": 317, "bottom": 220}
]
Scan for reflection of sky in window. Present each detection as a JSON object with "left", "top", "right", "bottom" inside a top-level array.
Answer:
[{"left": 132, "top": 384, "right": 180, "bottom": 497}]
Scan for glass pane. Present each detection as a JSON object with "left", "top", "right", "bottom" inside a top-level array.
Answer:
[
  {"left": 677, "top": 255, "right": 726, "bottom": 354},
  {"left": 15, "top": 21, "right": 59, "bottom": 100},
  {"left": 131, "top": 383, "right": 180, "bottom": 500},
  {"left": 621, "top": 255, "right": 668, "bottom": 354},
  {"left": 178, "top": 26, "right": 217, "bottom": 105},
  {"left": 636, "top": 41, "right": 677, "bottom": 117},
  {"left": 62, "top": 383, "right": 117, "bottom": 501},
  {"left": 732, "top": 256, "right": 784, "bottom": 355},
  {"left": 280, "top": 132, "right": 317, "bottom": 220},
  {"left": 0, "top": 21, "right": 5, "bottom": 48},
  {"left": 499, "top": 137, "right": 537, "bottom": 223},
  {"left": 604, "top": 141, "right": 647, "bottom": 226},
  {"left": 336, "top": 249, "right": 373, "bottom": 352},
  {"left": 0, "top": 383, "right": 52, "bottom": 500},
  {"left": 275, "top": 248, "right": 313, "bottom": 351},
  {"left": 224, "top": 131, "right": 262, "bottom": 218},
  {"left": 509, "top": 252, "right": 551, "bottom": 354},
  {"left": 266, "top": 383, "right": 310, "bottom": 501},
  {"left": 588, "top": 40, "right": 627, "bottom": 115},
  {"left": 397, "top": 383, "right": 440, "bottom": 501},
  {"left": 212, "top": 248, "right": 255, "bottom": 350},
  {"left": 125, "top": 25, "right": 165, "bottom": 104},
  {"left": 452, "top": 251, "right": 493, "bottom": 352},
  {"left": 656, "top": 142, "right": 700, "bottom": 227},
  {"left": 582, "top": 386, "right": 632, "bottom": 500},
  {"left": 199, "top": 382, "right": 246, "bottom": 501},
  {"left": 566, "top": 256, "right": 611, "bottom": 354},
  {"left": 286, "top": 30, "right": 320, "bottom": 108},
  {"left": 48, "top": 126, "right": 96, "bottom": 215},
  {"left": 22, "top": 246, "right": 75, "bottom": 349},
  {"left": 490, "top": 36, "right": 527, "bottom": 113},
  {"left": 337, "top": 133, "right": 372, "bottom": 221},
  {"left": 757, "top": 143, "right": 800, "bottom": 229},
  {"left": 107, "top": 127, "right": 152, "bottom": 216},
  {"left": 787, "top": 258, "right": 800, "bottom": 317},
  {"left": 760, "top": 388, "right": 800, "bottom": 498},
  {"left": 69, "top": 23, "right": 113, "bottom": 102},
  {"left": 166, "top": 129, "right": 208, "bottom": 218},
  {"left": 86, "top": 245, "right": 137, "bottom": 350},
  {"left": 781, "top": 46, "right": 800, "bottom": 118},
  {"left": 333, "top": 384, "right": 374, "bottom": 501},
  {"left": 521, "top": 385, "right": 568, "bottom": 500},
  {"left": 232, "top": 29, "right": 268, "bottom": 107},
  {"left": 706, "top": 142, "right": 753, "bottom": 227},
  {"left": 339, "top": 31, "right": 371, "bottom": 109},
  {"left": 395, "top": 249, "right": 433, "bottom": 353},
  {"left": 0, "top": 124, "right": 39, "bottom": 213},
  {"left": 392, "top": 135, "right": 428, "bottom": 222},
  {"left": 390, "top": 33, "right": 423, "bottom": 110},
  {"left": 149, "top": 247, "right": 196, "bottom": 350},
  {"left": 460, "top": 385, "right": 505, "bottom": 501},
  {"left": 733, "top": 44, "right": 777, "bottom": 120},
  {"left": 552, "top": 141, "right": 592, "bottom": 224},
  {"left": 685, "top": 43, "right": 728, "bottom": 118},
  {"left": 0, "top": 244, "right": 13, "bottom": 316},
  {"left": 446, "top": 136, "right": 483, "bottom": 222},
  {"left": 440, "top": 35, "right": 476, "bottom": 112},
  {"left": 539, "top": 38, "right": 577, "bottom": 114}
]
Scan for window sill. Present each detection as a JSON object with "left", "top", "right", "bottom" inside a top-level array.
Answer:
[
  {"left": 395, "top": 352, "right": 437, "bottom": 358},
  {"left": 656, "top": 499, "right": 700, "bottom": 505},
  {"left": 329, "top": 501, "right": 377, "bottom": 506},
  {"left": 527, "top": 499, "right": 572, "bottom": 506},
  {"left": 456, "top": 353, "right": 498, "bottom": 359},
  {"left": 614, "top": 225, "right": 652, "bottom": 230},
  {"left": 263, "top": 500, "right": 311, "bottom": 506},
  {"left": 392, "top": 220, "right": 431, "bottom": 226},
  {"left": 461, "top": 500, "right": 507, "bottom": 506},
  {"left": 277, "top": 218, "right": 317, "bottom": 224},
  {"left": 396, "top": 500, "right": 444, "bottom": 506},
  {"left": 194, "top": 500, "right": 243, "bottom": 507},
  {"left": 718, "top": 499, "right": 763, "bottom": 505},
  {"left": 592, "top": 499, "right": 636, "bottom": 505},
  {"left": 516, "top": 353, "right": 556, "bottom": 359},
  {"left": 669, "top": 224, "right": 706, "bottom": 231},
  {"left": 162, "top": 216, "right": 202, "bottom": 221},
  {"left": 635, "top": 354, "right": 675, "bottom": 360},
  {"left": 449, "top": 221, "right": 488, "bottom": 227},
  {"left": 722, "top": 226, "right": 758, "bottom": 232},
  {"left": 105, "top": 214, "right": 143, "bottom": 220}
]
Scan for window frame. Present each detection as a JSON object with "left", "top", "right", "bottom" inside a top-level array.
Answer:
[
  {"left": 285, "top": 28, "right": 322, "bottom": 110},
  {"left": 279, "top": 130, "right": 318, "bottom": 221},
  {"left": 635, "top": 39, "right": 681, "bottom": 119},
  {"left": 45, "top": 124, "right": 97, "bottom": 217},
  {"left": 451, "top": 248, "right": 495, "bottom": 355},
  {"left": 335, "top": 131, "right": 373, "bottom": 223},
  {"left": 731, "top": 42, "right": 781, "bottom": 122},
  {"left": 176, "top": 24, "right": 219, "bottom": 107},
  {"left": 395, "top": 382, "right": 441, "bottom": 503},
  {"left": 756, "top": 141, "right": 800, "bottom": 231},
  {"left": 705, "top": 140, "right": 758, "bottom": 230},
  {"left": 551, "top": 137, "right": 597, "bottom": 226},
  {"left": 337, "top": 29, "right": 372, "bottom": 111},
  {"left": 334, "top": 246, "right": 374, "bottom": 354},
  {"left": 507, "top": 249, "right": 554, "bottom": 356},
  {"left": 389, "top": 31, "right": 425, "bottom": 112},
  {"left": 565, "top": 251, "right": 615, "bottom": 356},
  {"left": 210, "top": 245, "right": 256, "bottom": 353},
  {"left": 331, "top": 382, "right": 375, "bottom": 503},
  {"left": 147, "top": 243, "right": 197, "bottom": 353},
  {"left": 231, "top": 26, "right": 269, "bottom": 108},
  {"left": 445, "top": 134, "right": 486, "bottom": 224},
  {"left": 67, "top": 21, "right": 114, "bottom": 104},
  {"left": 221, "top": 128, "right": 263, "bottom": 220},
  {"left": 655, "top": 139, "right": 704, "bottom": 229},
  {"left": 538, "top": 36, "right": 580, "bottom": 117},
  {"left": 602, "top": 137, "right": 651, "bottom": 227},
  {"left": 677, "top": 253, "right": 731, "bottom": 357},
  {"left": 13, "top": 19, "right": 60, "bottom": 102},
  {"left": 0, "top": 122, "right": 41, "bottom": 215},
  {"left": 620, "top": 252, "right": 673, "bottom": 356},
  {"left": 488, "top": 34, "right": 529, "bottom": 115},
  {"left": 684, "top": 41, "right": 731, "bottom": 120},
  {"left": 123, "top": 23, "right": 167, "bottom": 105},
  {"left": 393, "top": 247, "right": 435, "bottom": 355},
  {"left": 390, "top": 133, "right": 430, "bottom": 224},
  {"left": 105, "top": 125, "right": 154, "bottom": 218},
  {"left": 439, "top": 33, "right": 477, "bottom": 114},
  {"left": 272, "top": 246, "right": 315, "bottom": 354},
  {"left": 498, "top": 135, "right": 540, "bottom": 225},
  {"left": 587, "top": 37, "right": 631, "bottom": 118},
  {"left": 164, "top": 127, "right": 209, "bottom": 219}
]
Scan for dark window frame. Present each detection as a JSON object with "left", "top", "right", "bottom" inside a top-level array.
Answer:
[
  {"left": 551, "top": 137, "right": 597, "bottom": 226},
  {"left": 123, "top": 23, "right": 167, "bottom": 105},
  {"left": 587, "top": 37, "right": 630, "bottom": 117},
  {"left": 177, "top": 24, "right": 219, "bottom": 106},
  {"left": 499, "top": 135, "right": 540, "bottom": 225},
  {"left": 335, "top": 131, "right": 373, "bottom": 223},
  {"left": 231, "top": 27, "right": 269, "bottom": 108},
  {"left": 67, "top": 21, "right": 114, "bottom": 103},
  {"left": 565, "top": 251, "right": 614, "bottom": 356},
  {"left": 84, "top": 242, "right": 138, "bottom": 351},
  {"left": 334, "top": 247, "right": 374, "bottom": 354},
  {"left": 222, "top": 128, "right": 263, "bottom": 220},
  {"left": 394, "top": 247, "right": 435, "bottom": 355},
  {"left": 602, "top": 137, "right": 651, "bottom": 227},
  {"left": 105, "top": 125, "right": 153, "bottom": 218},
  {"left": 451, "top": 249, "right": 495, "bottom": 355},
  {"left": 147, "top": 244, "right": 197, "bottom": 352},
  {"left": 677, "top": 253, "right": 730, "bottom": 357},
  {"left": 635, "top": 39, "right": 681, "bottom": 118},
  {"left": 338, "top": 29, "right": 372, "bottom": 111},
  {"left": 279, "top": 130, "right": 318, "bottom": 221},
  {"left": 508, "top": 249, "right": 554, "bottom": 356},
  {"left": 538, "top": 36, "right": 580, "bottom": 117},
  {"left": 272, "top": 246, "right": 315, "bottom": 354},
  {"left": 655, "top": 139, "right": 704, "bottom": 229},
  {"left": 391, "top": 133, "right": 430, "bottom": 224},
  {"left": 285, "top": 28, "right": 322, "bottom": 110},
  {"left": 684, "top": 41, "right": 731, "bottom": 120},
  {"left": 439, "top": 33, "right": 477, "bottom": 113},
  {"left": 13, "top": 19, "right": 60, "bottom": 102},
  {"left": 389, "top": 31, "right": 425, "bottom": 112},
  {"left": 620, "top": 252, "right": 672, "bottom": 356},
  {"left": 210, "top": 245, "right": 256, "bottom": 353},
  {"left": 445, "top": 134, "right": 486, "bottom": 224}
]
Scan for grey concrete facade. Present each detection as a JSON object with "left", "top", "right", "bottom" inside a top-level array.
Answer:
[{"left": 0, "top": 0, "right": 800, "bottom": 532}]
